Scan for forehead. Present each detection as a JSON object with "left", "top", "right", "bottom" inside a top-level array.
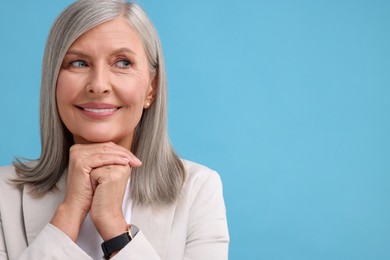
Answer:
[{"left": 67, "top": 17, "right": 144, "bottom": 53}]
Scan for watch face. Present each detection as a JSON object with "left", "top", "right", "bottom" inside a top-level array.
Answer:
[{"left": 129, "top": 224, "right": 140, "bottom": 239}]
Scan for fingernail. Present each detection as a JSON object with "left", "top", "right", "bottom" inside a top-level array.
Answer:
[{"left": 134, "top": 157, "right": 142, "bottom": 165}]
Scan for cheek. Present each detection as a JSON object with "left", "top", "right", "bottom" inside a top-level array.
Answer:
[
  {"left": 55, "top": 72, "right": 77, "bottom": 120},
  {"left": 56, "top": 71, "right": 80, "bottom": 101},
  {"left": 56, "top": 75, "right": 66, "bottom": 113},
  {"left": 118, "top": 78, "right": 150, "bottom": 107},
  {"left": 121, "top": 93, "right": 145, "bottom": 113}
]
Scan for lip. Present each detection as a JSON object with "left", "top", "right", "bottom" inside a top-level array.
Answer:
[
  {"left": 76, "top": 102, "right": 120, "bottom": 109},
  {"left": 75, "top": 102, "right": 121, "bottom": 119}
]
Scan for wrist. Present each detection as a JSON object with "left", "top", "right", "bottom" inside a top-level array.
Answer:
[
  {"left": 50, "top": 202, "right": 87, "bottom": 241},
  {"left": 95, "top": 216, "right": 128, "bottom": 241},
  {"left": 101, "top": 224, "right": 139, "bottom": 259}
]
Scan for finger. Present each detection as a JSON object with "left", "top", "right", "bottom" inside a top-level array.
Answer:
[
  {"left": 90, "top": 172, "right": 98, "bottom": 192},
  {"left": 71, "top": 142, "right": 142, "bottom": 166},
  {"left": 88, "top": 154, "right": 132, "bottom": 169},
  {"left": 90, "top": 165, "right": 131, "bottom": 188}
]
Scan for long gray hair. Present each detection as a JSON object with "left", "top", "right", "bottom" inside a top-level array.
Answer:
[{"left": 13, "top": 0, "right": 185, "bottom": 206}]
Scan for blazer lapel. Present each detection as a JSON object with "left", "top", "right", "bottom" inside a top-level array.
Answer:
[
  {"left": 22, "top": 172, "right": 67, "bottom": 245},
  {"left": 132, "top": 201, "right": 177, "bottom": 258}
]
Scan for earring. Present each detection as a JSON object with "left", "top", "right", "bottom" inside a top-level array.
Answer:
[{"left": 145, "top": 102, "right": 150, "bottom": 108}]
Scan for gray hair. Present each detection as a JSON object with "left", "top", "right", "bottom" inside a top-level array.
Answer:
[{"left": 13, "top": 0, "right": 185, "bottom": 206}]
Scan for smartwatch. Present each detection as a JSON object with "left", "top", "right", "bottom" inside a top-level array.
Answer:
[{"left": 101, "top": 224, "right": 139, "bottom": 259}]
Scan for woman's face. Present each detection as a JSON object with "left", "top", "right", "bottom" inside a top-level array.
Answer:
[{"left": 56, "top": 17, "right": 156, "bottom": 149}]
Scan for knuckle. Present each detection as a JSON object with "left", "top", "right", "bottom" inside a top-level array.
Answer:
[
  {"left": 98, "top": 153, "right": 105, "bottom": 162},
  {"left": 90, "top": 168, "right": 98, "bottom": 177},
  {"left": 70, "top": 144, "right": 81, "bottom": 151},
  {"left": 69, "top": 146, "right": 77, "bottom": 156},
  {"left": 104, "top": 141, "right": 115, "bottom": 148},
  {"left": 110, "top": 171, "right": 122, "bottom": 180}
]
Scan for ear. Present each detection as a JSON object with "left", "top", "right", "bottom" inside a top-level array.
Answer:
[{"left": 144, "top": 74, "right": 158, "bottom": 109}]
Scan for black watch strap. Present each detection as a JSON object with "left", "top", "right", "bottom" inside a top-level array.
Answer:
[{"left": 101, "top": 224, "right": 139, "bottom": 259}]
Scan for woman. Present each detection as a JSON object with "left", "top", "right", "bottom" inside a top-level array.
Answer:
[{"left": 0, "top": 0, "right": 229, "bottom": 259}]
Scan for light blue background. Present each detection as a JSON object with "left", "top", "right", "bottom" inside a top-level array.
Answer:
[{"left": 1, "top": 1, "right": 389, "bottom": 259}]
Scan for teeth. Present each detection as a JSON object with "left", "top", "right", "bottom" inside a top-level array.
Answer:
[{"left": 83, "top": 108, "right": 118, "bottom": 113}]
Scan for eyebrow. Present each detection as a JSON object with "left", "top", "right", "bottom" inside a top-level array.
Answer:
[{"left": 65, "top": 47, "right": 136, "bottom": 57}]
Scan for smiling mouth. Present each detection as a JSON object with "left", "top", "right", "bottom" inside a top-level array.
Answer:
[
  {"left": 81, "top": 107, "right": 119, "bottom": 113},
  {"left": 75, "top": 105, "right": 120, "bottom": 113}
]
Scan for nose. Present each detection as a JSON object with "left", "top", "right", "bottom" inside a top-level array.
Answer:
[{"left": 85, "top": 65, "right": 111, "bottom": 95}]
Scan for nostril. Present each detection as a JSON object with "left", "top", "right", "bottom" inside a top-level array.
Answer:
[{"left": 85, "top": 83, "right": 111, "bottom": 94}]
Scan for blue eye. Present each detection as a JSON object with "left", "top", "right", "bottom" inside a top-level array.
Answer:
[
  {"left": 70, "top": 60, "right": 87, "bottom": 68},
  {"left": 115, "top": 60, "right": 131, "bottom": 68}
]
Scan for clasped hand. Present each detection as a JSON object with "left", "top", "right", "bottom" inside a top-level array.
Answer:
[{"left": 51, "top": 142, "right": 142, "bottom": 241}]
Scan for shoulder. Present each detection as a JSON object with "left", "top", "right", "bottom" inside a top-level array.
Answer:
[
  {"left": 176, "top": 160, "right": 228, "bottom": 239},
  {"left": 182, "top": 159, "right": 222, "bottom": 185},
  {"left": 0, "top": 165, "right": 19, "bottom": 191},
  {"left": 180, "top": 160, "right": 224, "bottom": 201},
  {"left": 0, "top": 165, "right": 17, "bottom": 177},
  {"left": 0, "top": 165, "right": 24, "bottom": 207}
]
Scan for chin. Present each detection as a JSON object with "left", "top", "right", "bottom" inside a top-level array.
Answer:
[
  {"left": 87, "top": 137, "right": 115, "bottom": 144},
  {"left": 72, "top": 128, "right": 133, "bottom": 147},
  {"left": 77, "top": 133, "right": 132, "bottom": 148},
  {"left": 74, "top": 131, "right": 117, "bottom": 144}
]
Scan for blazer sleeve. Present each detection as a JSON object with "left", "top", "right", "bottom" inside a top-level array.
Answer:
[
  {"left": 18, "top": 224, "right": 92, "bottom": 260},
  {"left": 184, "top": 171, "right": 229, "bottom": 260},
  {"left": 110, "top": 231, "right": 160, "bottom": 259}
]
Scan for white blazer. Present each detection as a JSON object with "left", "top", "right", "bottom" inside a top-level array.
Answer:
[{"left": 0, "top": 160, "right": 229, "bottom": 259}]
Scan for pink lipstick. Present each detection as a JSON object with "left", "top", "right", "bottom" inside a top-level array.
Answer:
[{"left": 76, "top": 102, "right": 120, "bottom": 119}]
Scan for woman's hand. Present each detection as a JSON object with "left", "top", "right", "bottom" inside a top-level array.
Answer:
[
  {"left": 65, "top": 142, "right": 139, "bottom": 213},
  {"left": 50, "top": 142, "right": 141, "bottom": 241},
  {"left": 90, "top": 164, "right": 131, "bottom": 240}
]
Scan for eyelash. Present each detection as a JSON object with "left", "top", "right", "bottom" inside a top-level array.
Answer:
[
  {"left": 69, "top": 60, "right": 87, "bottom": 68},
  {"left": 114, "top": 59, "right": 133, "bottom": 68},
  {"left": 67, "top": 59, "right": 133, "bottom": 69}
]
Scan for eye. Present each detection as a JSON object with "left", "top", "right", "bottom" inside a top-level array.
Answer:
[
  {"left": 115, "top": 59, "right": 132, "bottom": 68},
  {"left": 70, "top": 60, "right": 88, "bottom": 68}
]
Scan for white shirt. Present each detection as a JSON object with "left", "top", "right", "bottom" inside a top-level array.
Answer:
[{"left": 77, "top": 180, "right": 132, "bottom": 259}]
